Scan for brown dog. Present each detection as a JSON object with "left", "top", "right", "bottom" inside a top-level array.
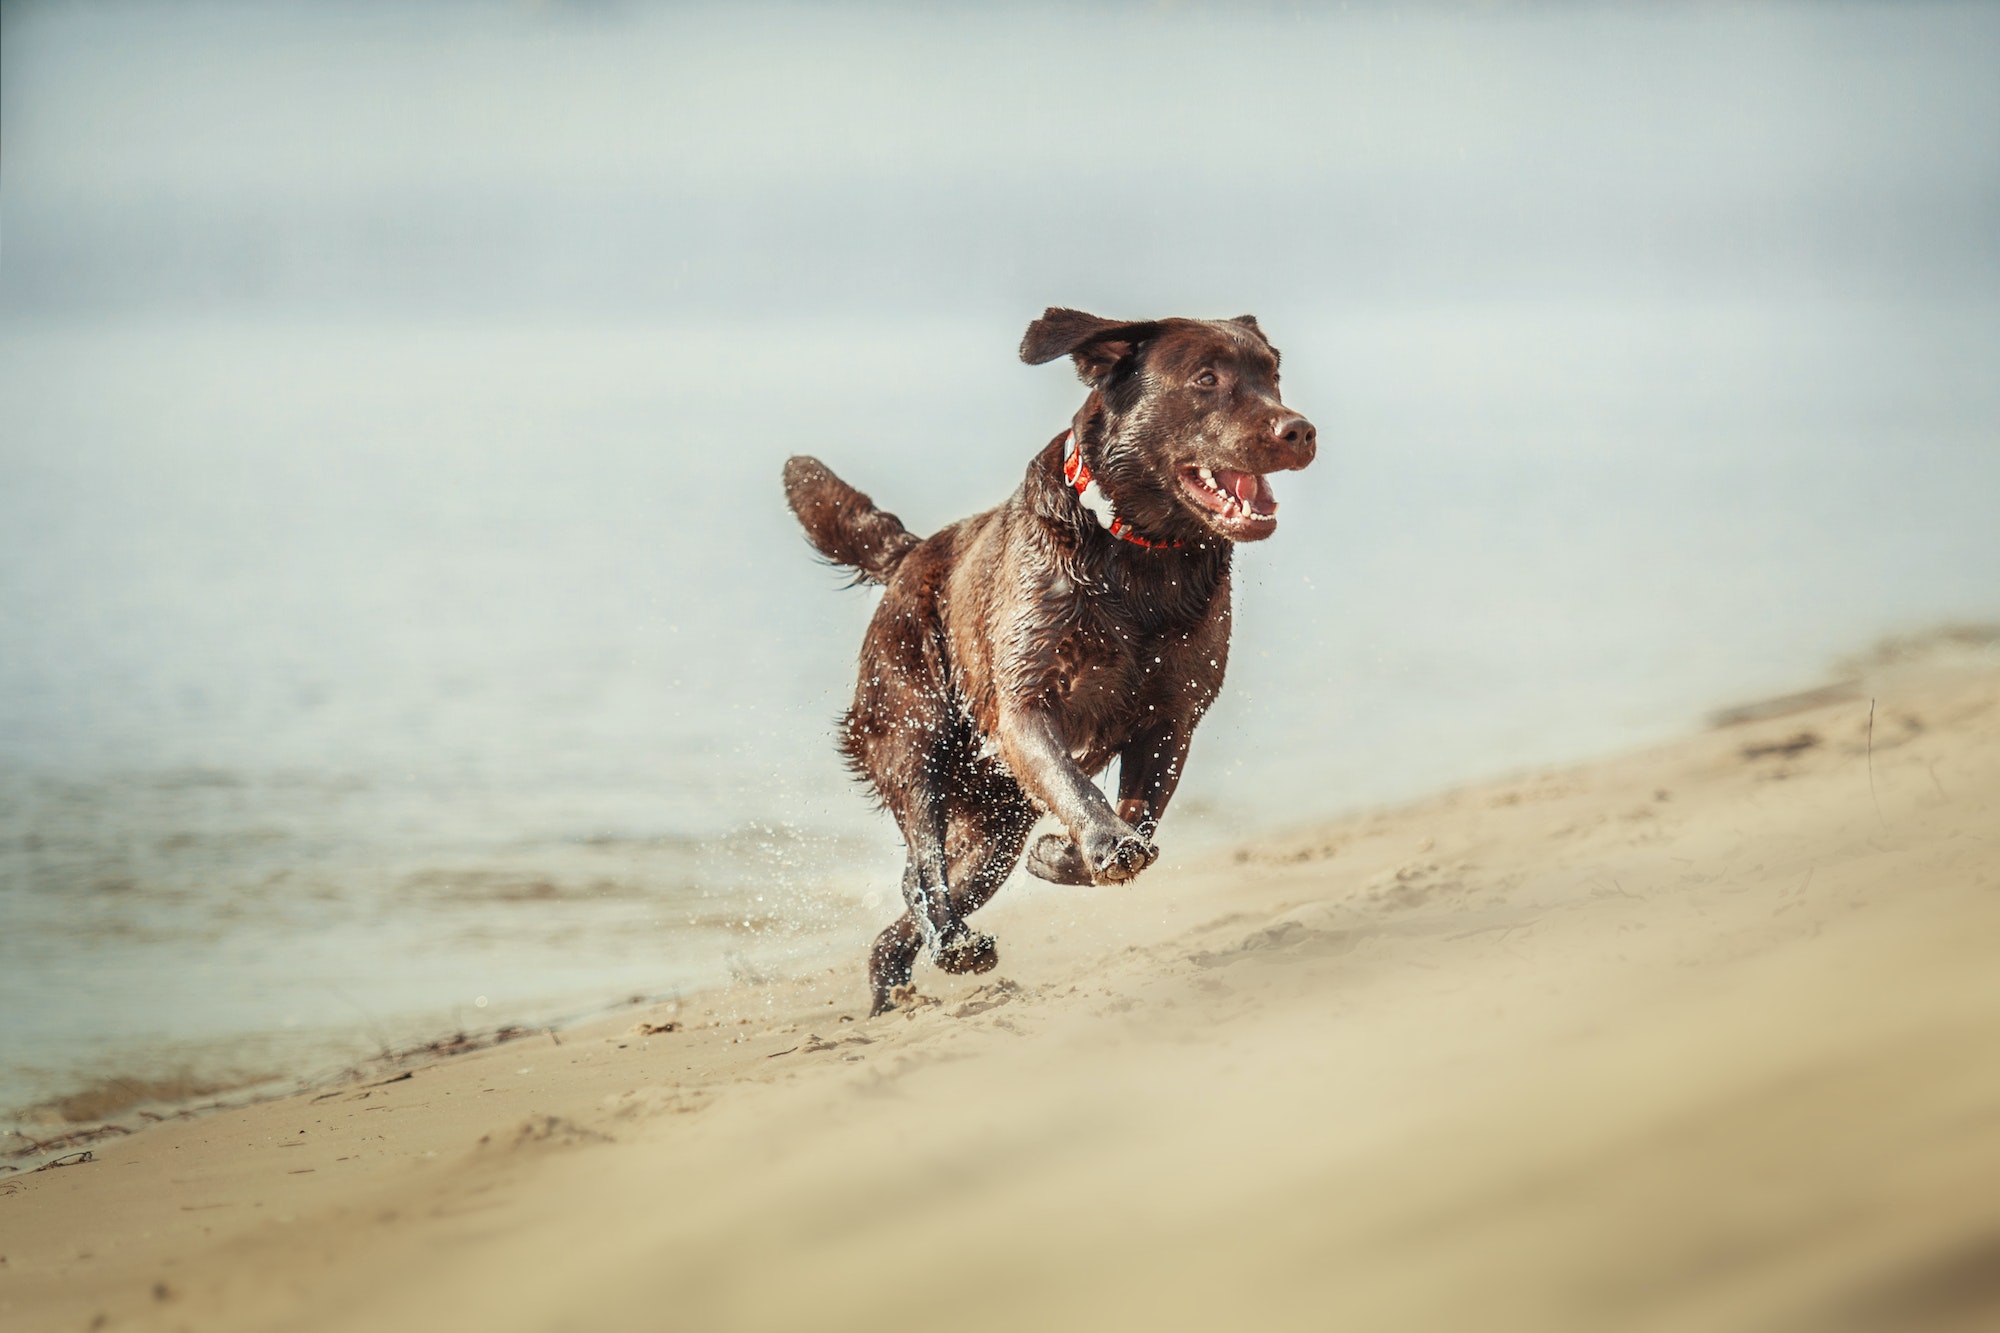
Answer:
[{"left": 783, "top": 308, "right": 1316, "bottom": 1014}]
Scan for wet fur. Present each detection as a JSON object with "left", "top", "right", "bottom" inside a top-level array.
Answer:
[{"left": 784, "top": 308, "right": 1315, "bottom": 1014}]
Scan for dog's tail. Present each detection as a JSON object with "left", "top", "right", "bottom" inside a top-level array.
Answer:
[{"left": 781, "top": 456, "right": 921, "bottom": 586}]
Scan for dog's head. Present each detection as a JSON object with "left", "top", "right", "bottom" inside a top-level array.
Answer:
[{"left": 1021, "top": 307, "right": 1316, "bottom": 544}]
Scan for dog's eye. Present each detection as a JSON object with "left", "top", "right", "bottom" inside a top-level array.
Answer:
[{"left": 1193, "top": 370, "right": 1219, "bottom": 389}]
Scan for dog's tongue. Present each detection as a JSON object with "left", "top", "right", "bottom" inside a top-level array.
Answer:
[{"left": 1220, "top": 468, "right": 1278, "bottom": 515}]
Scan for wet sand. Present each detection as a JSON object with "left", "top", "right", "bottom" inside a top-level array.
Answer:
[{"left": 3, "top": 658, "right": 1998, "bottom": 1332}]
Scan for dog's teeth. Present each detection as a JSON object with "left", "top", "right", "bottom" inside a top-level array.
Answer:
[{"left": 1198, "top": 467, "right": 1214, "bottom": 483}]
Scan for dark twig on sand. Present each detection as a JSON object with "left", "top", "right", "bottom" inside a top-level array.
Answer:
[
  {"left": 1867, "top": 698, "right": 1887, "bottom": 829},
  {"left": 34, "top": 1150, "right": 95, "bottom": 1171}
]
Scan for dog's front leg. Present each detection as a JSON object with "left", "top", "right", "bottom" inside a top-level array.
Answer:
[
  {"left": 1025, "top": 717, "right": 1190, "bottom": 886},
  {"left": 1113, "top": 717, "right": 1195, "bottom": 839},
  {"left": 997, "top": 703, "right": 1158, "bottom": 885},
  {"left": 898, "top": 771, "right": 997, "bottom": 980}
]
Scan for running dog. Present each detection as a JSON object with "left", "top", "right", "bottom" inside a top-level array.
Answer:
[{"left": 783, "top": 307, "right": 1316, "bottom": 1013}]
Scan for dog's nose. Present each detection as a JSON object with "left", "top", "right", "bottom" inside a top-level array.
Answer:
[{"left": 1272, "top": 415, "right": 1317, "bottom": 466}]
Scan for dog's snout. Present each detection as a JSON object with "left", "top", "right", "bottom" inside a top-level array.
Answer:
[{"left": 1272, "top": 415, "right": 1317, "bottom": 466}]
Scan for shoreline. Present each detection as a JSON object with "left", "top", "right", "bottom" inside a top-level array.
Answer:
[
  {"left": 18, "top": 627, "right": 1977, "bottom": 1163},
  {"left": 4, "top": 963, "right": 841, "bottom": 1177},
  {"left": 3, "top": 652, "right": 1997, "bottom": 1330},
  {"left": 0, "top": 661, "right": 1857, "bottom": 1176}
]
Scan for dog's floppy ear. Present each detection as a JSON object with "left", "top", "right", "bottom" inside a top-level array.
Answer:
[
  {"left": 1020, "top": 307, "right": 1158, "bottom": 386},
  {"left": 1230, "top": 314, "right": 1279, "bottom": 365}
]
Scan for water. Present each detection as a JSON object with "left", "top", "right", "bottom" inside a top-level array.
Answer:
[{"left": 3, "top": 1, "right": 1998, "bottom": 1130}]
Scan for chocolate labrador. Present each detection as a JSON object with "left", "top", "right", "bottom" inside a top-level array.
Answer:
[{"left": 783, "top": 308, "right": 1316, "bottom": 1013}]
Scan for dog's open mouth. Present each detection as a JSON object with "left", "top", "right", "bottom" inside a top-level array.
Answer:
[{"left": 1179, "top": 465, "right": 1278, "bottom": 533}]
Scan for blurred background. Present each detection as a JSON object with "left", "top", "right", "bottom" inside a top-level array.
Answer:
[{"left": 3, "top": 0, "right": 1997, "bottom": 1128}]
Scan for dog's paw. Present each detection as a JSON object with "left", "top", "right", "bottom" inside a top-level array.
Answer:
[
  {"left": 1083, "top": 823, "right": 1160, "bottom": 885},
  {"left": 934, "top": 926, "right": 999, "bottom": 975},
  {"left": 1025, "top": 833, "right": 1095, "bottom": 886},
  {"left": 878, "top": 984, "right": 942, "bottom": 1017}
]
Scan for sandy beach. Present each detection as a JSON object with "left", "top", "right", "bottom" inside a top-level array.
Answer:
[
  {"left": 3, "top": 648, "right": 1997, "bottom": 1333},
  {"left": 8, "top": 4, "right": 2000, "bottom": 1330}
]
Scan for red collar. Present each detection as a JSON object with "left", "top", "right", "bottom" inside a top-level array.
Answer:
[{"left": 1060, "top": 431, "right": 1184, "bottom": 550}]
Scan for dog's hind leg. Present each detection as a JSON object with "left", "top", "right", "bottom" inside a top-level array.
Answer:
[
  {"left": 902, "top": 772, "right": 963, "bottom": 946},
  {"left": 945, "top": 793, "right": 1037, "bottom": 913},
  {"left": 867, "top": 846, "right": 984, "bottom": 1013},
  {"left": 866, "top": 864, "right": 927, "bottom": 1014},
  {"left": 930, "top": 791, "right": 1037, "bottom": 975},
  {"left": 867, "top": 791, "right": 1036, "bottom": 1013},
  {"left": 883, "top": 743, "right": 1003, "bottom": 988}
]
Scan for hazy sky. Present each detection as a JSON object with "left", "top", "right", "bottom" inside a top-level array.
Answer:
[{"left": 5, "top": 0, "right": 1997, "bottom": 314}]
